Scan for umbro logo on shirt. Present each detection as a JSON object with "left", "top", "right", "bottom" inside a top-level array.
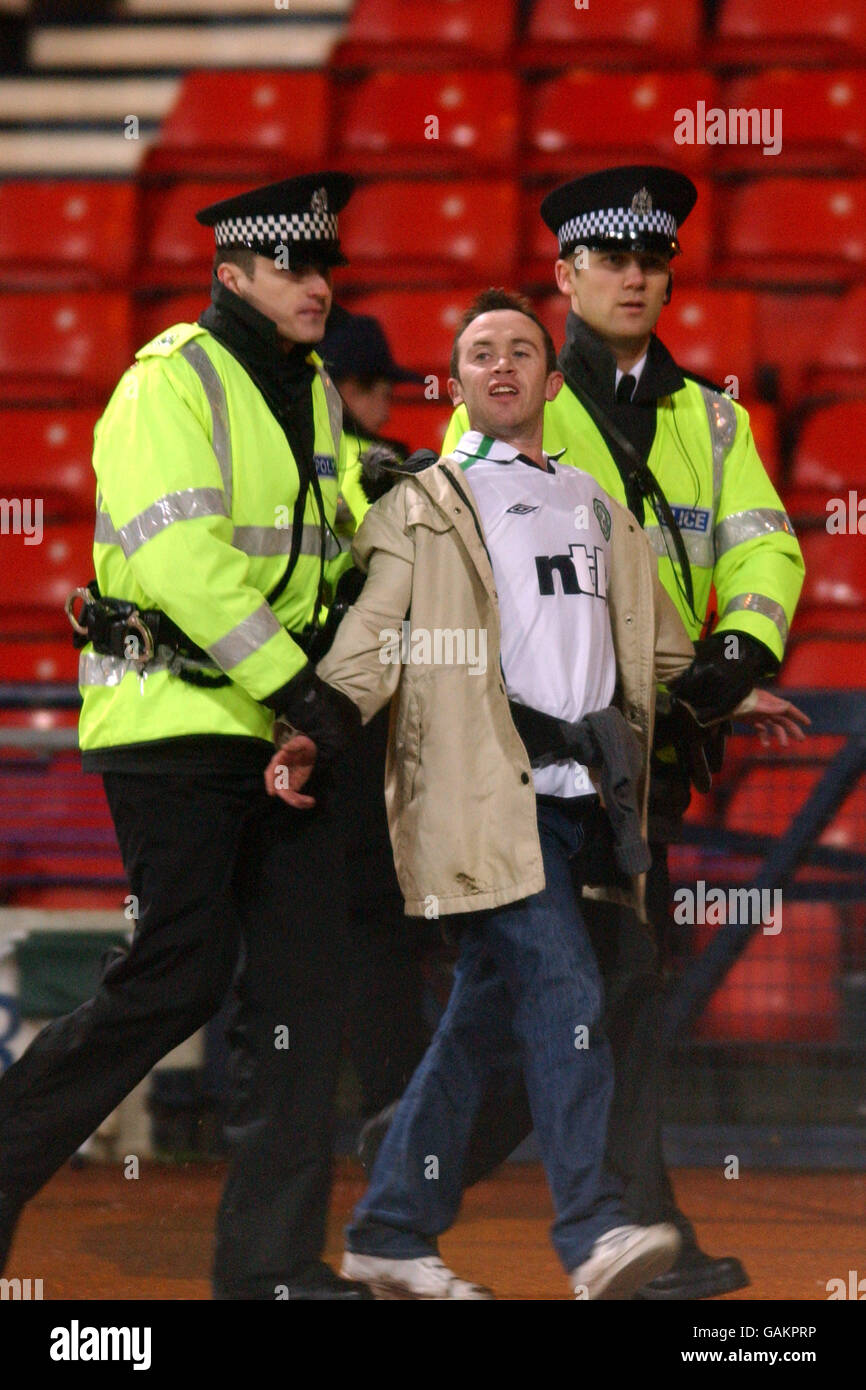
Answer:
[{"left": 506, "top": 502, "right": 539, "bottom": 515}]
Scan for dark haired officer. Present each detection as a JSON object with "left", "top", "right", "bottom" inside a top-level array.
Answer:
[
  {"left": 435, "top": 165, "right": 805, "bottom": 1299},
  {"left": 0, "top": 174, "right": 373, "bottom": 1299}
]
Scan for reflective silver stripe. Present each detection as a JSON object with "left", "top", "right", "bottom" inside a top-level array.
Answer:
[
  {"left": 724, "top": 593, "right": 789, "bottom": 645},
  {"left": 93, "top": 487, "right": 228, "bottom": 557},
  {"left": 698, "top": 385, "right": 737, "bottom": 503},
  {"left": 714, "top": 508, "right": 796, "bottom": 559},
  {"left": 180, "top": 340, "right": 233, "bottom": 506},
  {"left": 207, "top": 601, "right": 282, "bottom": 671},
  {"left": 645, "top": 522, "right": 714, "bottom": 568},
  {"left": 317, "top": 366, "right": 343, "bottom": 460},
  {"left": 79, "top": 647, "right": 216, "bottom": 687},
  {"left": 232, "top": 522, "right": 344, "bottom": 561}
]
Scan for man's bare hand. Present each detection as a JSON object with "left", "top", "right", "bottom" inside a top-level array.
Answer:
[
  {"left": 265, "top": 734, "right": 318, "bottom": 809},
  {"left": 733, "top": 688, "right": 811, "bottom": 748}
]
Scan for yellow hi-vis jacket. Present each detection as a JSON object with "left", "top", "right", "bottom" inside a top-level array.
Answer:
[
  {"left": 79, "top": 322, "right": 347, "bottom": 753},
  {"left": 443, "top": 378, "right": 803, "bottom": 661}
]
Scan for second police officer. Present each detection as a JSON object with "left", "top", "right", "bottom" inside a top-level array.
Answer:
[{"left": 432, "top": 164, "right": 806, "bottom": 1300}]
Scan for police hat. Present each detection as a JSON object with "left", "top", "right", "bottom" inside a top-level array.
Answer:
[
  {"left": 321, "top": 309, "right": 425, "bottom": 384},
  {"left": 540, "top": 165, "right": 697, "bottom": 258},
  {"left": 196, "top": 172, "right": 354, "bottom": 266}
]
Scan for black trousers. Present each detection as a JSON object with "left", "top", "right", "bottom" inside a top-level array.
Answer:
[
  {"left": 336, "top": 709, "right": 431, "bottom": 1118},
  {"left": 0, "top": 762, "right": 349, "bottom": 1296},
  {"left": 452, "top": 848, "right": 687, "bottom": 1236}
]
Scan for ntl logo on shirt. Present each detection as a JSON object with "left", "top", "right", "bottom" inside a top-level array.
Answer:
[{"left": 535, "top": 544, "right": 607, "bottom": 599}]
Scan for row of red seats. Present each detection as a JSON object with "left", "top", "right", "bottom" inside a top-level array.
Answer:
[
  {"left": 676, "top": 742, "right": 864, "bottom": 1041},
  {"left": 330, "top": 0, "right": 866, "bottom": 68},
  {"left": 129, "top": 69, "right": 866, "bottom": 181},
  {"left": 1, "top": 285, "right": 865, "bottom": 406},
  {"left": 6, "top": 175, "right": 865, "bottom": 294}
]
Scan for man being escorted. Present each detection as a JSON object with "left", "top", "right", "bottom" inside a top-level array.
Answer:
[
  {"left": 435, "top": 166, "right": 805, "bottom": 1299},
  {"left": 0, "top": 174, "right": 374, "bottom": 1300},
  {"left": 268, "top": 291, "right": 803, "bottom": 1299}
]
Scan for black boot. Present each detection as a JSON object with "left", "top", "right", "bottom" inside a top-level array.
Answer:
[{"left": 635, "top": 1215, "right": 749, "bottom": 1299}]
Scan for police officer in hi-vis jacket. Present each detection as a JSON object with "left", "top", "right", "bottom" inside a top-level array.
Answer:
[{"left": 0, "top": 174, "right": 374, "bottom": 1301}]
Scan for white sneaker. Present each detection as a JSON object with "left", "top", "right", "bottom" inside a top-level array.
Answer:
[
  {"left": 341, "top": 1251, "right": 494, "bottom": 1300},
  {"left": 570, "top": 1223, "right": 681, "bottom": 1300}
]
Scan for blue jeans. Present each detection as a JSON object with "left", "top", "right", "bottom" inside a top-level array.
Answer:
[{"left": 346, "top": 802, "right": 628, "bottom": 1271}]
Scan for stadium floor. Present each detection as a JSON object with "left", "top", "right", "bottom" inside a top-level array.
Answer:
[{"left": 4, "top": 1159, "right": 863, "bottom": 1302}]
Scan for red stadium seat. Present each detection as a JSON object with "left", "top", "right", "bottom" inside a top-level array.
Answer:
[
  {"left": 717, "top": 71, "right": 866, "bottom": 174},
  {"left": 144, "top": 72, "right": 329, "bottom": 177},
  {"left": 0, "top": 293, "right": 132, "bottom": 405},
  {"left": 788, "top": 402, "right": 866, "bottom": 509},
  {"left": 788, "top": 607, "right": 866, "bottom": 639},
  {"left": 0, "top": 182, "right": 138, "bottom": 290},
  {"left": 519, "top": 176, "right": 713, "bottom": 286},
  {"left": 753, "top": 291, "right": 842, "bottom": 405},
  {"left": 725, "top": 764, "right": 824, "bottom": 837},
  {"left": 716, "top": 0, "right": 866, "bottom": 64},
  {"left": 332, "top": 0, "right": 516, "bottom": 68},
  {"left": 798, "top": 529, "right": 866, "bottom": 610},
  {"left": 808, "top": 286, "right": 866, "bottom": 396},
  {"left": 331, "top": 71, "right": 519, "bottom": 175},
  {"left": 0, "top": 639, "right": 79, "bottom": 683},
  {"left": 780, "top": 636, "right": 866, "bottom": 688},
  {"left": 526, "top": 70, "right": 719, "bottom": 175},
  {"left": 0, "top": 522, "right": 95, "bottom": 638},
  {"left": 524, "top": 0, "right": 702, "bottom": 65},
  {"left": 692, "top": 904, "right": 840, "bottom": 1042},
  {"left": 721, "top": 179, "right": 866, "bottom": 287},
  {"left": 0, "top": 408, "right": 98, "bottom": 520},
  {"left": 139, "top": 181, "right": 246, "bottom": 290},
  {"left": 342, "top": 290, "right": 468, "bottom": 378},
  {"left": 825, "top": 782, "right": 866, "bottom": 850},
  {"left": 659, "top": 288, "right": 757, "bottom": 394},
  {"left": 339, "top": 179, "right": 518, "bottom": 288},
  {"left": 134, "top": 293, "right": 209, "bottom": 348}
]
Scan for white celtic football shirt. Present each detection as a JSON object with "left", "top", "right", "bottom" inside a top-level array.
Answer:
[{"left": 452, "top": 430, "right": 617, "bottom": 798}]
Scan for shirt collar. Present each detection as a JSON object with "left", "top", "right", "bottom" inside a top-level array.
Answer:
[
  {"left": 452, "top": 430, "right": 563, "bottom": 471},
  {"left": 615, "top": 353, "right": 647, "bottom": 398},
  {"left": 559, "top": 312, "right": 684, "bottom": 404}
]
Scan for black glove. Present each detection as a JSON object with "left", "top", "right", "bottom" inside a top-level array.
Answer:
[
  {"left": 667, "top": 631, "right": 778, "bottom": 725},
  {"left": 263, "top": 663, "right": 361, "bottom": 761},
  {"left": 360, "top": 445, "right": 440, "bottom": 504}
]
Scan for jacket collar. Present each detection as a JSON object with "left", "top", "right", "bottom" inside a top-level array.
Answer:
[{"left": 558, "top": 312, "right": 685, "bottom": 405}]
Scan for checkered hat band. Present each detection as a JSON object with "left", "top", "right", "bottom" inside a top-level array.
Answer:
[
  {"left": 213, "top": 209, "right": 339, "bottom": 247},
  {"left": 558, "top": 206, "right": 677, "bottom": 248}
]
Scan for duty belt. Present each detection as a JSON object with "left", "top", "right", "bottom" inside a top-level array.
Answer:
[
  {"left": 67, "top": 584, "right": 207, "bottom": 665},
  {"left": 66, "top": 583, "right": 335, "bottom": 683}
]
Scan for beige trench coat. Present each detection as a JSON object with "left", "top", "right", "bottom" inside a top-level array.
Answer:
[{"left": 318, "top": 457, "right": 695, "bottom": 919}]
